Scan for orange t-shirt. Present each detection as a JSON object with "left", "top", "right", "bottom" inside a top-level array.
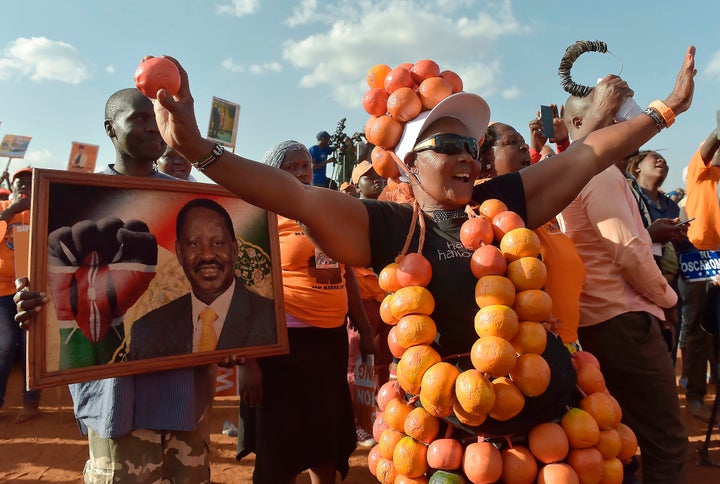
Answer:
[
  {"left": 685, "top": 148, "right": 720, "bottom": 250},
  {"left": 277, "top": 216, "right": 348, "bottom": 328},
  {"left": 0, "top": 200, "right": 29, "bottom": 296},
  {"left": 535, "top": 219, "right": 586, "bottom": 344},
  {"left": 353, "top": 266, "right": 385, "bottom": 303}
]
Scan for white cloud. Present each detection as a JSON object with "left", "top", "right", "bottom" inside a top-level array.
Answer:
[
  {"left": 105, "top": 65, "right": 115, "bottom": 74},
  {"left": 705, "top": 49, "right": 720, "bottom": 81},
  {"left": 286, "top": 0, "right": 319, "bottom": 27},
  {"left": 280, "top": 0, "right": 529, "bottom": 107},
  {"left": 502, "top": 86, "right": 521, "bottom": 99},
  {"left": 0, "top": 37, "right": 91, "bottom": 84},
  {"left": 221, "top": 58, "right": 283, "bottom": 75},
  {"left": 23, "top": 148, "right": 54, "bottom": 166},
  {"left": 216, "top": 0, "right": 260, "bottom": 17}
]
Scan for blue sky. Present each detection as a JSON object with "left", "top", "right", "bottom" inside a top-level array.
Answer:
[{"left": 0, "top": 0, "right": 718, "bottom": 191}]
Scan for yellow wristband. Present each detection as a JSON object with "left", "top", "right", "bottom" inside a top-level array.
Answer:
[{"left": 647, "top": 100, "right": 675, "bottom": 128}]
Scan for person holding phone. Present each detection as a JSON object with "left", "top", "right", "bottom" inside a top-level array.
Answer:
[{"left": 528, "top": 104, "right": 570, "bottom": 164}]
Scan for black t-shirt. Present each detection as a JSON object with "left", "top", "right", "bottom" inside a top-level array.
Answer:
[
  {"left": 364, "top": 172, "right": 526, "bottom": 356},
  {"left": 363, "top": 172, "right": 575, "bottom": 436}
]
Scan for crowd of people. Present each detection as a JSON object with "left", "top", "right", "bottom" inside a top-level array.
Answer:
[{"left": 3, "top": 45, "right": 718, "bottom": 484}]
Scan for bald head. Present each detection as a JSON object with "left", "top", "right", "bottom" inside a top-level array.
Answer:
[
  {"left": 105, "top": 88, "right": 146, "bottom": 122},
  {"left": 563, "top": 94, "right": 594, "bottom": 141}
]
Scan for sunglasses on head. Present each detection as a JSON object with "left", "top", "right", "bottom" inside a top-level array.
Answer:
[{"left": 413, "top": 134, "right": 480, "bottom": 160}]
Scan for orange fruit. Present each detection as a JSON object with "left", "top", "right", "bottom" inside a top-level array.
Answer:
[
  {"left": 489, "top": 377, "right": 525, "bottom": 421},
  {"left": 453, "top": 399, "right": 488, "bottom": 427},
  {"left": 418, "top": 77, "right": 453, "bottom": 110},
  {"left": 479, "top": 198, "right": 508, "bottom": 220},
  {"left": 599, "top": 458, "right": 624, "bottom": 484},
  {"left": 395, "top": 344, "right": 441, "bottom": 394},
  {"left": 363, "top": 87, "right": 389, "bottom": 116},
  {"left": 396, "top": 252, "right": 433, "bottom": 287},
  {"left": 387, "top": 86, "right": 422, "bottom": 122},
  {"left": 376, "top": 380, "right": 404, "bottom": 412},
  {"left": 579, "top": 392, "right": 622, "bottom": 430},
  {"left": 389, "top": 285, "right": 435, "bottom": 319},
  {"left": 575, "top": 363, "right": 606, "bottom": 395},
  {"left": 571, "top": 351, "right": 601, "bottom": 370},
  {"left": 368, "top": 444, "right": 382, "bottom": 476},
  {"left": 387, "top": 326, "right": 407, "bottom": 358},
  {"left": 384, "top": 66, "right": 415, "bottom": 93},
  {"left": 594, "top": 428, "right": 622, "bottom": 460},
  {"left": 506, "top": 257, "right": 548, "bottom": 291},
  {"left": 470, "top": 244, "right": 508, "bottom": 279},
  {"left": 378, "top": 428, "right": 405, "bottom": 459},
  {"left": 455, "top": 369, "right": 496, "bottom": 416},
  {"left": 134, "top": 57, "right": 181, "bottom": 99},
  {"left": 380, "top": 294, "right": 399, "bottom": 325},
  {"left": 384, "top": 397, "right": 415, "bottom": 432},
  {"left": 440, "top": 70, "right": 464, "bottom": 93},
  {"left": 371, "top": 146, "right": 401, "bottom": 179},
  {"left": 474, "top": 304, "right": 519, "bottom": 340},
  {"left": 394, "top": 314, "right": 437, "bottom": 348},
  {"left": 410, "top": 59, "right": 440, "bottom": 84},
  {"left": 426, "top": 438, "right": 463, "bottom": 471},
  {"left": 565, "top": 447, "right": 603, "bottom": 484},
  {"left": 393, "top": 436, "right": 428, "bottom": 478},
  {"left": 510, "top": 321, "right": 548, "bottom": 355},
  {"left": 492, "top": 210, "right": 526, "bottom": 241},
  {"left": 366, "top": 115, "right": 404, "bottom": 150},
  {"left": 471, "top": 335, "right": 517, "bottom": 378},
  {"left": 373, "top": 411, "right": 389, "bottom": 442},
  {"left": 537, "top": 463, "right": 580, "bottom": 484},
  {"left": 396, "top": 475, "right": 429, "bottom": 484},
  {"left": 500, "top": 227, "right": 541, "bottom": 261},
  {"left": 474, "top": 275, "right": 516, "bottom": 308},
  {"left": 513, "top": 289, "right": 553, "bottom": 322},
  {"left": 509, "top": 353, "right": 551, "bottom": 397},
  {"left": 463, "top": 442, "right": 503, "bottom": 484},
  {"left": 397, "top": 62, "right": 414, "bottom": 71},
  {"left": 404, "top": 406, "right": 440, "bottom": 444},
  {"left": 460, "top": 216, "right": 494, "bottom": 251},
  {"left": 419, "top": 362, "right": 461, "bottom": 417},
  {"left": 615, "top": 423, "right": 638, "bottom": 463},
  {"left": 379, "top": 263, "right": 402, "bottom": 293},
  {"left": 561, "top": 408, "right": 600, "bottom": 449},
  {"left": 501, "top": 445, "right": 538, "bottom": 484},
  {"left": 528, "top": 422, "right": 570, "bottom": 463},
  {"left": 367, "top": 63, "right": 392, "bottom": 89},
  {"left": 375, "top": 457, "right": 399, "bottom": 484}
]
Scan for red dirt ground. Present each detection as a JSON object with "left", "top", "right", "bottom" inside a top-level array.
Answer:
[{"left": 1, "top": 362, "right": 719, "bottom": 483}]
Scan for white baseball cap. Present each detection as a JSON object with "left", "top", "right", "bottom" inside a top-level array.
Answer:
[{"left": 393, "top": 92, "right": 491, "bottom": 166}]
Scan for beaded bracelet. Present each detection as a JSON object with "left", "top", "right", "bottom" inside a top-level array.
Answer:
[
  {"left": 643, "top": 107, "right": 666, "bottom": 131},
  {"left": 193, "top": 143, "right": 225, "bottom": 171},
  {"left": 647, "top": 100, "right": 676, "bottom": 128}
]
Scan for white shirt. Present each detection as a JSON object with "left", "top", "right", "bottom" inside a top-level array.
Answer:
[{"left": 190, "top": 279, "right": 235, "bottom": 352}]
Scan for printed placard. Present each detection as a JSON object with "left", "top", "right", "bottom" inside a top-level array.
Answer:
[{"left": 679, "top": 250, "right": 720, "bottom": 282}]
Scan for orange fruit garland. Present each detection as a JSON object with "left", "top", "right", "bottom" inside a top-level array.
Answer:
[
  {"left": 389, "top": 285, "right": 435, "bottom": 319},
  {"left": 470, "top": 335, "right": 517, "bottom": 378},
  {"left": 474, "top": 304, "right": 520, "bottom": 340},
  {"left": 509, "top": 352, "right": 551, "bottom": 397},
  {"left": 488, "top": 377, "right": 525, "bottom": 421},
  {"left": 394, "top": 314, "right": 437, "bottom": 348},
  {"left": 454, "top": 369, "right": 496, "bottom": 416},
  {"left": 474, "top": 275, "right": 516, "bottom": 308},
  {"left": 403, "top": 406, "right": 440, "bottom": 444},
  {"left": 528, "top": 422, "right": 570, "bottom": 464},
  {"left": 506, "top": 257, "right": 548, "bottom": 291}
]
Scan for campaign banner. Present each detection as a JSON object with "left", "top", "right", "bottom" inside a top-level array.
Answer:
[
  {"left": 0, "top": 134, "right": 31, "bottom": 158},
  {"left": 67, "top": 142, "right": 99, "bottom": 173},
  {"left": 354, "top": 354, "right": 375, "bottom": 433},
  {"left": 679, "top": 250, "right": 720, "bottom": 282}
]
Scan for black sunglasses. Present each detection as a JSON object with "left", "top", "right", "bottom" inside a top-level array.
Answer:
[{"left": 413, "top": 134, "right": 480, "bottom": 160}]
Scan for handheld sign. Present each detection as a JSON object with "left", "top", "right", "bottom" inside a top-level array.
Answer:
[{"left": 679, "top": 250, "right": 720, "bottom": 282}]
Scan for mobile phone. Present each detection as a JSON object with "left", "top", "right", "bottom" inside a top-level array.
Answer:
[
  {"left": 540, "top": 105, "right": 554, "bottom": 138},
  {"left": 676, "top": 217, "right": 695, "bottom": 227}
]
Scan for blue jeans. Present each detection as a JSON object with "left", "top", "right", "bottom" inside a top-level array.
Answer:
[{"left": 0, "top": 294, "right": 41, "bottom": 408}]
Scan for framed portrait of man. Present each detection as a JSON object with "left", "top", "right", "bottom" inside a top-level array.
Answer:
[
  {"left": 26, "top": 169, "right": 287, "bottom": 389},
  {"left": 207, "top": 96, "right": 240, "bottom": 149}
]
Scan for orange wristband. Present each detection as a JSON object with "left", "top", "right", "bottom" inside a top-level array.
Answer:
[{"left": 647, "top": 100, "right": 675, "bottom": 128}]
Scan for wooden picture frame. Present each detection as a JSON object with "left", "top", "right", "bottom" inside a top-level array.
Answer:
[{"left": 27, "top": 169, "right": 287, "bottom": 389}]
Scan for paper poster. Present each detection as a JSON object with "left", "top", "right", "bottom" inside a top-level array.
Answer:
[
  {"left": 67, "top": 142, "right": 99, "bottom": 173},
  {"left": 679, "top": 250, "right": 720, "bottom": 282},
  {"left": 207, "top": 96, "right": 240, "bottom": 149},
  {"left": 0, "top": 135, "right": 32, "bottom": 158},
  {"left": 354, "top": 354, "right": 376, "bottom": 433}
]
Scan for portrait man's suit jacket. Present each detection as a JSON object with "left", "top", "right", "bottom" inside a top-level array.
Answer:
[{"left": 129, "top": 278, "right": 276, "bottom": 360}]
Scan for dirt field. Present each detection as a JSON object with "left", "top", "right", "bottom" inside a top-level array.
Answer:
[{"left": 1, "top": 362, "right": 719, "bottom": 483}]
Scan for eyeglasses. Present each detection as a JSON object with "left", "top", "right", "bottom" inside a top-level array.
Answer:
[{"left": 413, "top": 134, "right": 480, "bottom": 160}]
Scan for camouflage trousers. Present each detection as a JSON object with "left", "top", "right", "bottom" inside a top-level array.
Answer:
[{"left": 83, "top": 425, "right": 210, "bottom": 484}]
